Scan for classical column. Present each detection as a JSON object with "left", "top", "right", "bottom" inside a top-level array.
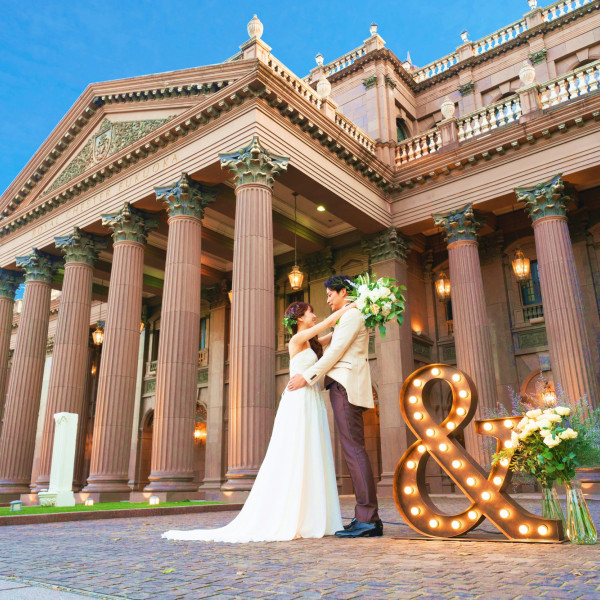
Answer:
[
  {"left": 34, "top": 229, "right": 106, "bottom": 491},
  {"left": 363, "top": 228, "right": 415, "bottom": 497},
  {"left": 200, "top": 284, "right": 229, "bottom": 497},
  {"left": 516, "top": 175, "right": 600, "bottom": 407},
  {"left": 0, "top": 250, "right": 60, "bottom": 497},
  {"left": 433, "top": 205, "right": 498, "bottom": 465},
  {"left": 84, "top": 203, "right": 158, "bottom": 495},
  {"left": 145, "top": 174, "right": 216, "bottom": 492},
  {"left": 219, "top": 135, "right": 289, "bottom": 491},
  {"left": 0, "top": 269, "right": 23, "bottom": 436}
]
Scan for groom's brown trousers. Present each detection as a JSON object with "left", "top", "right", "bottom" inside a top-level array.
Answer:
[{"left": 327, "top": 380, "right": 380, "bottom": 523}]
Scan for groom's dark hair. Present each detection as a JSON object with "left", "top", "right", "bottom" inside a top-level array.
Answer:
[{"left": 324, "top": 275, "right": 353, "bottom": 293}]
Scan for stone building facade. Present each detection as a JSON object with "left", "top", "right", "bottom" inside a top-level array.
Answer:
[{"left": 0, "top": 0, "right": 599, "bottom": 504}]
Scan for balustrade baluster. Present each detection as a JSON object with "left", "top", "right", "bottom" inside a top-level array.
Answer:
[
  {"left": 465, "top": 118, "right": 473, "bottom": 139},
  {"left": 504, "top": 101, "right": 514, "bottom": 123},
  {"left": 558, "top": 79, "right": 569, "bottom": 103},
  {"left": 587, "top": 67, "right": 599, "bottom": 92},
  {"left": 421, "top": 136, "right": 429, "bottom": 157},
  {"left": 480, "top": 111, "right": 490, "bottom": 133},
  {"left": 407, "top": 141, "right": 415, "bottom": 162},
  {"left": 415, "top": 138, "right": 423, "bottom": 159},
  {"left": 427, "top": 134, "right": 436, "bottom": 154},
  {"left": 472, "top": 114, "right": 481, "bottom": 137},
  {"left": 576, "top": 70, "right": 587, "bottom": 95},
  {"left": 435, "top": 130, "right": 442, "bottom": 149},
  {"left": 488, "top": 107, "right": 498, "bottom": 129},
  {"left": 458, "top": 121, "right": 466, "bottom": 142},
  {"left": 400, "top": 145, "right": 408, "bottom": 164},
  {"left": 548, "top": 82, "right": 559, "bottom": 105},
  {"left": 514, "top": 100, "right": 522, "bottom": 121},
  {"left": 567, "top": 75, "right": 578, "bottom": 98}
]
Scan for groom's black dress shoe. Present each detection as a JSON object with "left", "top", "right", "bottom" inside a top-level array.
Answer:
[{"left": 335, "top": 519, "right": 383, "bottom": 538}]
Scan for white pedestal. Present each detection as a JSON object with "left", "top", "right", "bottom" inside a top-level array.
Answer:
[{"left": 38, "top": 412, "right": 78, "bottom": 507}]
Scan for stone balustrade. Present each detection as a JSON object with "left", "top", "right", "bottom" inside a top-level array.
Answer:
[
  {"left": 266, "top": 55, "right": 322, "bottom": 109},
  {"left": 322, "top": 45, "right": 367, "bottom": 77},
  {"left": 413, "top": 53, "right": 459, "bottom": 83},
  {"left": 539, "top": 58, "right": 600, "bottom": 108},
  {"left": 523, "top": 304, "right": 545, "bottom": 321},
  {"left": 457, "top": 95, "right": 522, "bottom": 142},
  {"left": 334, "top": 111, "right": 376, "bottom": 154},
  {"left": 395, "top": 128, "right": 442, "bottom": 165},
  {"left": 471, "top": 19, "right": 528, "bottom": 57},
  {"left": 542, "top": 0, "right": 593, "bottom": 22}
]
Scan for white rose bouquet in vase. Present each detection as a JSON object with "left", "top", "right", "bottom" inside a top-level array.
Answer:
[
  {"left": 493, "top": 406, "right": 597, "bottom": 544},
  {"left": 348, "top": 273, "right": 406, "bottom": 338}
]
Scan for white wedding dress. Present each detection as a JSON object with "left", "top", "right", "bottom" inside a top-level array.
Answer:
[{"left": 162, "top": 348, "right": 342, "bottom": 543}]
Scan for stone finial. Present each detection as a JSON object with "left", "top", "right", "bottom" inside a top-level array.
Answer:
[
  {"left": 102, "top": 202, "right": 159, "bottom": 245},
  {"left": 247, "top": 14, "right": 263, "bottom": 39},
  {"left": 362, "top": 227, "right": 411, "bottom": 264},
  {"left": 433, "top": 204, "right": 484, "bottom": 245},
  {"left": 219, "top": 135, "right": 289, "bottom": 189},
  {"left": 15, "top": 248, "right": 62, "bottom": 283},
  {"left": 460, "top": 30, "right": 469, "bottom": 43},
  {"left": 0, "top": 268, "right": 24, "bottom": 299},
  {"left": 519, "top": 60, "right": 536, "bottom": 86},
  {"left": 55, "top": 228, "right": 107, "bottom": 266},
  {"left": 315, "top": 53, "right": 324, "bottom": 67},
  {"left": 369, "top": 22, "right": 378, "bottom": 36},
  {"left": 155, "top": 172, "right": 217, "bottom": 220},
  {"left": 440, "top": 97, "right": 456, "bottom": 120},
  {"left": 528, "top": 0, "right": 538, "bottom": 9},
  {"left": 515, "top": 174, "right": 570, "bottom": 223},
  {"left": 317, "top": 76, "right": 332, "bottom": 99}
]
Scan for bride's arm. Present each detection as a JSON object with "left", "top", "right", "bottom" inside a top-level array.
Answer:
[
  {"left": 290, "top": 303, "right": 355, "bottom": 347},
  {"left": 318, "top": 332, "right": 333, "bottom": 347}
]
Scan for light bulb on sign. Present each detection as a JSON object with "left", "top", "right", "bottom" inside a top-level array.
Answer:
[
  {"left": 504, "top": 420, "right": 513, "bottom": 428},
  {"left": 481, "top": 491, "right": 491, "bottom": 501},
  {"left": 413, "top": 379, "right": 422, "bottom": 388},
  {"left": 500, "top": 509, "right": 509, "bottom": 519},
  {"left": 493, "top": 476, "right": 502, "bottom": 486},
  {"left": 452, "top": 373, "right": 461, "bottom": 382},
  {"left": 483, "top": 422, "right": 492, "bottom": 431},
  {"left": 456, "top": 408, "right": 466, "bottom": 416},
  {"left": 538, "top": 525, "right": 549, "bottom": 536},
  {"left": 439, "top": 443, "right": 448, "bottom": 452},
  {"left": 410, "top": 506, "right": 421, "bottom": 516},
  {"left": 406, "top": 461, "right": 416, "bottom": 469},
  {"left": 519, "top": 524, "right": 529, "bottom": 535},
  {"left": 451, "top": 520, "right": 461, "bottom": 530},
  {"left": 409, "top": 396, "right": 418, "bottom": 404},
  {"left": 425, "top": 428, "right": 435, "bottom": 437},
  {"left": 431, "top": 368, "right": 440, "bottom": 376},
  {"left": 446, "top": 422, "right": 455, "bottom": 430},
  {"left": 417, "top": 445, "right": 426, "bottom": 453},
  {"left": 451, "top": 460, "right": 462, "bottom": 469},
  {"left": 466, "top": 477, "right": 476, "bottom": 486},
  {"left": 404, "top": 486, "right": 414, "bottom": 495},
  {"left": 429, "top": 519, "right": 439, "bottom": 528},
  {"left": 414, "top": 412, "right": 423, "bottom": 420},
  {"left": 468, "top": 510, "right": 478, "bottom": 520},
  {"left": 458, "top": 390, "right": 468, "bottom": 399}
]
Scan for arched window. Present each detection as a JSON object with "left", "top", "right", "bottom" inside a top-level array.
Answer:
[{"left": 396, "top": 118, "right": 409, "bottom": 142}]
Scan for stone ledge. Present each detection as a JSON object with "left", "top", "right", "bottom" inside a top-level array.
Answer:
[{"left": 0, "top": 502, "right": 243, "bottom": 527}]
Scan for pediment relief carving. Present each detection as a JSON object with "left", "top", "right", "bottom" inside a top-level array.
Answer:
[{"left": 43, "top": 115, "right": 175, "bottom": 196}]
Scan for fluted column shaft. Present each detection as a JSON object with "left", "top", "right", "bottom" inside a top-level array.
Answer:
[
  {"left": 533, "top": 216, "right": 600, "bottom": 405},
  {"left": 0, "top": 280, "right": 52, "bottom": 494},
  {"left": 34, "top": 262, "right": 94, "bottom": 490},
  {"left": 224, "top": 183, "right": 276, "bottom": 490},
  {"left": 85, "top": 241, "right": 145, "bottom": 492},
  {"left": 146, "top": 216, "right": 202, "bottom": 491},
  {"left": 448, "top": 240, "right": 499, "bottom": 464},
  {"left": 0, "top": 296, "right": 15, "bottom": 435}
]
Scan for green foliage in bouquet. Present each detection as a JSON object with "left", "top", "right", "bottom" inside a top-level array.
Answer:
[
  {"left": 282, "top": 314, "right": 297, "bottom": 335},
  {"left": 348, "top": 273, "right": 406, "bottom": 339}
]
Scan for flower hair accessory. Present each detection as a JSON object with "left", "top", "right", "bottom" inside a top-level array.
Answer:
[{"left": 282, "top": 314, "right": 297, "bottom": 335}]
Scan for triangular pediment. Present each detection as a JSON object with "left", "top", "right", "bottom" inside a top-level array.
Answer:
[{"left": 42, "top": 113, "right": 177, "bottom": 196}]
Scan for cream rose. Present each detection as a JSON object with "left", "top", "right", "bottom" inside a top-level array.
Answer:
[
  {"left": 559, "top": 428, "right": 578, "bottom": 440},
  {"left": 555, "top": 406, "right": 570, "bottom": 416},
  {"left": 543, "top": 435, "right": 561, "bottom": 448},
  {"left": 526, "top": 409, "right": 543, "bottom": 418}
]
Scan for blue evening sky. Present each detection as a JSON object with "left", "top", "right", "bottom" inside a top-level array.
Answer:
[{"left": 1, "top": 0, "right": 536, "bottom": 194}]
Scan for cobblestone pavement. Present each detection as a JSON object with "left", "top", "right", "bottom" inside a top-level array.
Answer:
[{"left": 0, "top": 497, "right": 598, "bottom": 600}]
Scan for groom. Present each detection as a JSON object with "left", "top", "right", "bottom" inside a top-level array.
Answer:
[{"left": 288, "top": 275, "right": 382, "bottom": 538}]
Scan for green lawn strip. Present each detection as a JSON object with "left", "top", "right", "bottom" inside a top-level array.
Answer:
[{"left": 0, "top": 500, "right": 222, "bottom": 516}]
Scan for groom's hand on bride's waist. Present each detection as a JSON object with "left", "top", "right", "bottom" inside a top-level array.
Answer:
[{"left": 287, "top": 374, "right": 307, "bottom": 390}]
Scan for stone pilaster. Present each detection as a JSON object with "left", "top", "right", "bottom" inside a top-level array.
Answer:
[
  {"left": 363, "top": 228, "right": 415, "bottom": 496},
  {"left": 516, "top": 175, "right": 600, "bottom": 406},
  {"left": 220, "top": 135, "right": 289, "bottom": 492},
  {"left": 0, "top": 250, "right": 60, "bottom": 498},
  {"left": 200, "top": 284, "right": 229, "bottom": 497},
  {"left": 433, "top": 206, "right": 498, "bottom": 466},
  {"left": 145, "top": 173, "right": 216, "bottom": 492},
  {"left": 84, "top": 204, "right": 158, "bottom": 496},
  {"left": 34, "top": 229, "right": 106, "bottom": 491},
  {"left": 0, "top": 269, "right": 23, "bottom": 436}
]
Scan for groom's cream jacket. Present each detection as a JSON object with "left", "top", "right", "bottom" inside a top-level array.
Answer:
[{"left": 302, "top": 307, "right": 374, "bottom": 409}]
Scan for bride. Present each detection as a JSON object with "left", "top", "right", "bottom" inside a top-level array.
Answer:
[{"left": 162, "top": 301, "right": 354, "bottom": 543}]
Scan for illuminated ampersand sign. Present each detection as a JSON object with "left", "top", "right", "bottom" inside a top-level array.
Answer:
[{"left": 393, "top": 364, "right": 564, "bottom": 541}]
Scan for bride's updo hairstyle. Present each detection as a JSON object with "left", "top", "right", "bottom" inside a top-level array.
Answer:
[{"left": 284, "top": 301, "right": 323, "bottom": 359}]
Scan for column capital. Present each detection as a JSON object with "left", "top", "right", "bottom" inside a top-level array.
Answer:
[
  {"left": 0, "top": 268, "right": 24, "bottom": 299},
  {"left": 15, "top": 248, "right": 61, "bottom": 283},
  {"left": 155, "top": 172, "right": 217, "bottom": 220},
  {"left": 102, "top": 202, "right": 159, "bottom": 245},
  {"left": 515, "top": 174, "right": 570, "bottom": 223},
  {"left": 55, "top": 227, "right": 107, "bottom": 265},
  {"left": 362, "top": 227, "right": 411, "bottom": 264},
  {"left": 203, "top": 280, "right": 230, "bottom": 309},
  {"left": 219, "top": 135, "right": 289, "bottom": 189},
  {"left": 299, "top": 247, "right": 335, "bottom": 280},
  {"left": 433, "top": 204, "right": 484, "bottom": 245}
]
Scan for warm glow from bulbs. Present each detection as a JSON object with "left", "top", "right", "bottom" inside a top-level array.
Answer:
[
  {"left": 409, "top": 395, "right": 418, "bottom": 404},
  {"left": 468, "top": 510, "right": 478, "bottom": 520},
  {"left": 410, "top": 506, "right": 421, "bottom": 515},
  {"left": 512, "top": 248, "right": 531, "bottom": 283},
  {"left": 538, "top": 525, "right": 549, "bottom": 536},
  {"left": 413, "top": 379, "right": 422, "bottom": 388},
  {"left": 439, "top": 443, "right": 448, "bottom": 452},
  {"left": 446, "top": 422, "right": 455, "bottom": 430},
  {"left": 500, "top": 458, "right": 510, "bottom": 467},
  {"left": 458, "top": 390, "right": 468, "bottom": 399},
  {"left": 429, "top": 519, "right": 439, "bottom": 528},
  {"left": 149, "top": 496, "right": 160, "bottom": 506},
  {"left": 504, "top": 420, "right": 513, "bottom": 428},
  {"left": 407, "top": 460, "right": 416, "bottom": 469},
  {"left": 404, "top": 486, "right": 414, "bottom": 495},
  {"left": 466, "top": 477, "right": 476, "bottom": 486},
  {"left": 431, "top": 368, "right": 440, "bottom": 376},
  {"left": 435, "top": 272, "right": 451, "bottom": 302},
  {"left": 452, "top": 373, "right": 461, "bottom": 382},
  {"left": 456, "top": 407, "right": 466, "bottom": 416},
  {"left": 452, "top": 460, "right": 462, "bottom": 469},
  {"left": 425, "top": 428, "right": 435, "bottom": 437},
  {"left": 417, "top": 445, "right": 426, "bottom": 453},
  {"left": 84, "top": 498, "right": 94, "bottom": 506},
  {"left": 500, "top": 509, "right": 510, "bottom": 519},
  {"left": 316, "top": 205, "right": 326, "bottom": 212},
  {"left": 519, "top": 524, "right": 529, "bottom": 534},
  {"left": 414, "top": 412, "right": 423, "bottom": 420},
  {"left": 288, "top": 265, "right": 304, "bottom": 291},
  {"left": 481, "top": 491, "right": 491, "bottom": 501},
  {"left": 493, "top": 476, "right": 502, "bottom": 486},
  {"left": 483, "top": 423, "right": 492, "bottom": 431},
  {"left": 92, "top": 323, "right": 104, "bottom": 346},
  {"left": 451, "top": 520, "right": 461, "bottom": 530},
  {"left": 504, "top": 440, "right": 514, "bottom": 449}
]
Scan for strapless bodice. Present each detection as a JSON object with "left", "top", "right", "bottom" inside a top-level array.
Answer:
[{"left": 289, "top": 348, "right": 317, "bottom": 376}]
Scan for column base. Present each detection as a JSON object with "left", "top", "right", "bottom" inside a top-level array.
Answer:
[
  {"left": 77, "top": 491, "right": 131, "bottom": 503},
  {"left": 82, "top": 476, "right": 131, "bottom": 494},
  {"left": 30, "top": 478, "right": 50, "bottom": 493},
  {"left": 0, "top": 490, "right": 24, "bottom": 505},
  {"left": 576, "top": 467, "right": 600, "bottom": 495},
  {"left": 221, "top": 471, "right": 257, "bottom": 492},
  {"left": 143, "top": 476, "right": 197, "bottom": 493},
  {"left": 213, "top": 489, "right": 250, "bottom": 503},
  {"left": 130, "top": 490, "right": 205, "bottom": 503},
  {"left": 0, "top": 482, "right": 31, "bottom": 498}
]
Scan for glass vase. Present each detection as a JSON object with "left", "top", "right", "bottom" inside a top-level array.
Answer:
[
  {"left": 541, "top": 484, "right": 566, "bottom": 532},
  {"left": 565, "top": 480, "right": 597, "bottom": 545}
]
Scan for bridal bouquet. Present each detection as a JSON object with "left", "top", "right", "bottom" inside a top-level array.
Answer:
[
  {"left": 492, "top": 407, "right": 579, "bottom": 488},
  {"left": 348, "top": 273, "right": 406, "bottom": 339}
]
